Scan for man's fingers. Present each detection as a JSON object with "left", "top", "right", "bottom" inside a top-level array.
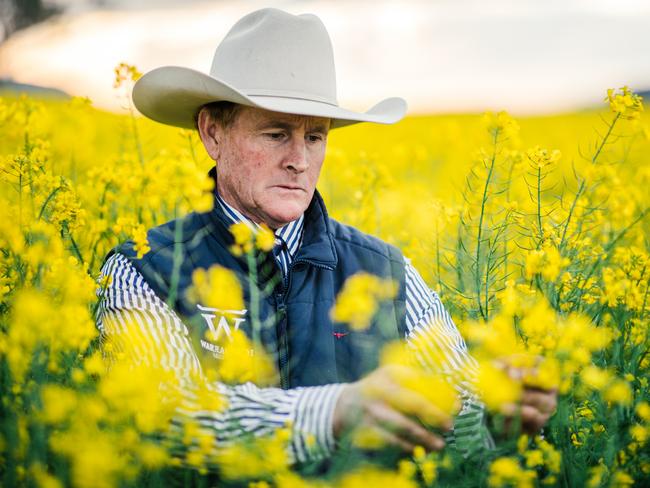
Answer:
[
  {"left": 379, "top": 385, "right": 452, "bottom": 430},
  {"left": 499, "top": 402, "right": 517, "bottom": 417},
  {"left": 522, "top": 388, "right": 557, "bottom": 416},
  {"left": 520, "top": 405, "right": 550, "bottom": 433},
  {"left": 498, "top": 399, "right": 554, "bottom": 435},
  {"left": 362, "top": 425, "right": 417, "bottom": 453},
  {"left": 364, "top": 366, "right": 454, "bottom": 430},
  {"left": 366, "top": 401, "right": 446, "bottom": 452}
]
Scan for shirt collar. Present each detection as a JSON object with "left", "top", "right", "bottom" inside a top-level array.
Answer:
[{"left": 215, "top": 189, "right": 304, "bottom": 259}]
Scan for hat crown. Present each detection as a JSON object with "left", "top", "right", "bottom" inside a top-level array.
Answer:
[{"left": 209, "top": 8, "right": 338, "bottom": 106}]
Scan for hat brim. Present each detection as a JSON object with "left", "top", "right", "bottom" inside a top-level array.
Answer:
[{"left": 132, "top": 66, "right": 407, "bottom": 130}]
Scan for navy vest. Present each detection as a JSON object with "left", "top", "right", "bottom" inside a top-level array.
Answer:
[{"left": 107, "top": 190, "right": 407, "bottom": 388}]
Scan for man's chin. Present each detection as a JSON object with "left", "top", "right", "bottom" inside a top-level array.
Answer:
[{"left": 264, "top": 204, "right": 308, "bottom": 228}]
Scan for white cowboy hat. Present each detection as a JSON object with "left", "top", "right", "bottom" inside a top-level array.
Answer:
[{"left": 132, "top": 8, "right": 407, "bottom": 130}]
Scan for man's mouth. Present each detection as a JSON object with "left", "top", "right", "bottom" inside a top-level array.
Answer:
[{"left": 274, "top": 185, "right": 305, "bottom": 192}]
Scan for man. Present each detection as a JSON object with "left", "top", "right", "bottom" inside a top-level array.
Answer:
[{"left": 97, "top": 8, "right": 556, "bottom": 468}]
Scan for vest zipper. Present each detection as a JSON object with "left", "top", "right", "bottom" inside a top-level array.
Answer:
[{"left": 276, "top": 259, "right": 334, "bottom": 389}]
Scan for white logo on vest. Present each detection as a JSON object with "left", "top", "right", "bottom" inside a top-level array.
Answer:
[{"left": 197, "top": 304, "right": 248, "bottom": 358}]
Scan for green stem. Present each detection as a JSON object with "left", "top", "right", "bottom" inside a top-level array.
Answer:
[
  {"left": 37, "top": 186, "right": 63, "bottom": 220},
  {"left": 484, "top": 246, "right": 491, "bottom": 320},
  {"left": 129, "top": 104, "right": 145, "bottom": 168},
  {"left": 62, "top": 222, "right": 85, "bottom": 266},
  {"left": 569, "top": 207, "right": 650, "bottom": 312},
  {"left": 166, "top": 210, "right": 185, "bottom": 308},
  {"left": 436, "top": 219, "right": 442, "bottom": 294},
  {"left": 18, "top": 159, "right": 23, "bottom": 230},
  {"left": 560, "top": 112, "right": 620, "bottom": 252},
  {"left": 503, "top": 159, "right": 515, "bottom": 284},
  {"left": 559, "top": 179, "right": 585, "bottom": 251},
  {"left": 592, "top": 112, "right": 621, "bottom": 165},
  {"left": 537, "top": 165, "right": 543, "bottom": 245},
  {"left": 187, "top": 132, "right": 197, "bottom": 164},
  {"left": 475, "top": 130, "right": 499, "bottom": 320},
  {"left": 247, "top": 249, "right": 261, "bottom": 349}
]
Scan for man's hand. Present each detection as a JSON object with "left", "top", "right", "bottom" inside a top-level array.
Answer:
[
  {"left": 497, "top": 360, "right": 558, "bottom": 435},
  {"left": 333, "top": 365, "right": 453, "bottom": 453},
  {"left": 498, "top": 387, "right": 558, "bottom": 435}
]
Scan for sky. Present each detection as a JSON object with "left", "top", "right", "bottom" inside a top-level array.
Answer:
[{"left": 1, "top": 0, "right": 649, "bottom": 115}]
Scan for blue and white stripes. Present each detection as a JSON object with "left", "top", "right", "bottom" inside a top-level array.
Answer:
[
  {"left": 215, "top": 192, "right": 303, "bottom": 278},
  {"left": 95, "top": 193, "right": 491, "bottom": 465}
]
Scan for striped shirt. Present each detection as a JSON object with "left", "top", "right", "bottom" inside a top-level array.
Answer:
[{"left": 96, "top": 193, "right": 492, "bottom": 465}]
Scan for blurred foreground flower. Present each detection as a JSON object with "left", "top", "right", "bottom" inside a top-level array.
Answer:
[
  {"left": 187, "top": 264, "right": 244, "bottom": 312},
  {"left": 330, "top": 272, "right": 398, "bottom": 331}
]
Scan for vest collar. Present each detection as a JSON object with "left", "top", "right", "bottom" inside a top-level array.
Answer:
[
  {"left": 205, "top": 167, "right": 338, "bottom": 270},
  {"left": 297, "top": 189, "right": 338, "bottom": 269}
]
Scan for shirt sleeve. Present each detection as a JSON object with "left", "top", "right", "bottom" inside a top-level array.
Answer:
[
  {"left": 403, "top": 256, "right": 495, "bottom": 457},
  {"left": 96, "top": 252, "right": 345, "bottom": 465}
]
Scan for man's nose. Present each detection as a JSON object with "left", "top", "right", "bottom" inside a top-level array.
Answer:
[{"left": 284, "top": 136, "right": 309, "bottom": 173}]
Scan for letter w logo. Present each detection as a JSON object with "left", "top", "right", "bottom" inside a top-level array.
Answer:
[{"left": 197, "top": 304, "right": 247, "bottom": 342}]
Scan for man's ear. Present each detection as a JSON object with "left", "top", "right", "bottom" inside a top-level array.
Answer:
[{"left": 197, "top": 108, "right": 220, "bottom": 161}]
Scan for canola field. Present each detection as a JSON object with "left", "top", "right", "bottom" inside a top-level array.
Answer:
[{"left": 1, "top": 67, "right": 649, "bottom": 487}]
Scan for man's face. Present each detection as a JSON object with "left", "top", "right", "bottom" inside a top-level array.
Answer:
[{"left": 206, "top": 106, "right": 330, "bottom": 229}]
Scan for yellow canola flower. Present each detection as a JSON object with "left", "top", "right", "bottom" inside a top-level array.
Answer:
[
  {"left": 603, "top": 379, "right": 633, "bottom": 406},
  {"left": 523, "top": 357, "right": 560, "bottom": 391},
  {"left": 187, "top": 264, "right": 244, "bottom": 312},
  {"left": 483, "top": 111, "right": 520, "bottom": 143},
  {"left": 555, "top": 314, "right": 612, "bottom": 357},
  {"left": 517, "top": 434, "right": 530, "bottom": 455},
  {"left": 536, "top": 436, "right": 562, "bottom": 474},
  {"left": 256, "top": 223, "right": 276, "bottom": 252},
  {"left": 606, "top": 86, "right": 644, "bottom": 120},
  {"left": 250, "top": 482, "right": 271, "bottom": 488},
  {"left": 137, "top": 442, "right": 169, "bottom": 469},
  {"left": 476, "top": 361, "right": 522, "bottom": 412},
  {"left": 524, "top": 246, "right": 569, "bottom": 282},
  {"left": 338, "top": 465, "right": 418, "bottom": 488},
  {"left": 274, "top": 471, "right": 328, "bottom": 488},
  {"left": 518, "top": 300, "right": 558, "bottom": 348},
  {"left": 379, "top": 341, "right": 460, "bottom": 424},
  {"left": 413, "top": 445, "right": 426, "bottom": 461},
  {"left": 398, "top": 459, "right": 417, "bottom": 479},
  {"left": 132, "top": 223, "right": 150, "bottom": 259},
  {"left": 524, "top": 449, "right": 544, "bottom": 468},
  {"left": 610, "top": 470, "right": 635, "bottom": 487},
  {"left": 407, "top": 318, "right": 478, "bottom": 382},
  {"left": 6, "top": 287, "right": 97, "bottom": 382},
  {"left": 420, "top": 458, "right": 437, "bottom": 485},
  {"left": 97, "top": 323, "right": 185, "bottom": 431},
  {"left": 488, "top": 457, "right": 536, "bottom": 488},
  {"left": 29, "top": 463, "right": 63, "bottom": 488},
  {"left": 580, "top": 366, "right": 613, "bottom": 390},
  {"left": 462, "top": 315, "right": 525, "bottom": 361},
  {"left": 330, "top": 272, "right": 398, "bottom": 331},
  {"left": 527, "top": 146, "right": 561, "bottom": 169},
  {"left": 98, "top": 359, "right": 181, "bottom": 434},
  {"left": 39, "top": 385, "right": 78, "bottom": 424},
  {"left": 497, "top": 279, "right": 526, "bottom": 317},
  {"left": 50, "top": 425, "right": 129, "bottom": 488},
  {"left": 350, "top": 426, "right": 386, "bottom": 450},
  {"left": 113, "top": 62, "right": 142, "bottom": 88},
  {"left": 215, "top": 329, "right": 278, "bottom": 386},
  {"left": 636, "top": 401, "right": 650, "bottom": 421},
  {"left": 229, "top": 222, "right": 255, "bottom": 255},
  {"left": 630, "top": 424, "right": 649, "bottom": 444},
  {"left": 229, "top": 222, "right": 276, "bottom": 254},
  {"left": 215, "top": 428, "right": 290, "bottom": 481}
]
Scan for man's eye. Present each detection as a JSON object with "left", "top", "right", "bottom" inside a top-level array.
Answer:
[
  {"left": 265, "top": 132, "right": 285, "bottom": 140},
  {"left": 307, "top": 134, "right": 324, "bottom": 143}
]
